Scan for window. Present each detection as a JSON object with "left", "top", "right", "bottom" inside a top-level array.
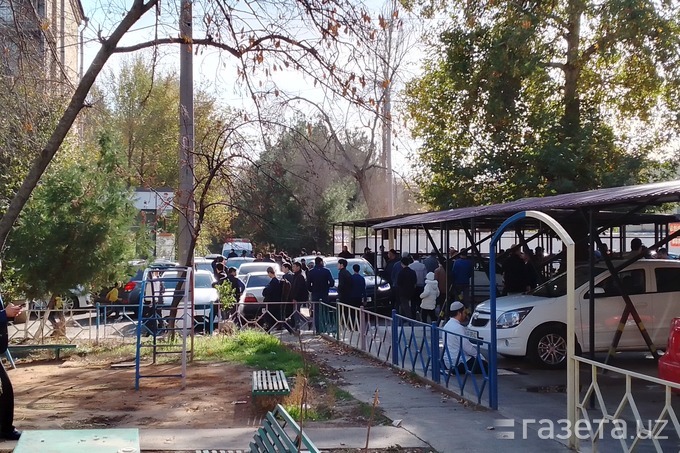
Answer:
[
  {"left": 655, "top": 268, "right": 680, "bottom": 293},
  {"left": 596, "top": 269, "right": 646, "bottom": 296}
]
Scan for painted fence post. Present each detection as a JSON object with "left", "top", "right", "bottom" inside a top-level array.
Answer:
[
  {"left": 95, "top": 302, "right": 100, "bottom": 343},
  {"left": 335, "top": 304, "right": 340, "bottom": 341},
  {"left": 359, "top": 306, "right": 366, "bottom": 351},
  {"left": 432, "top": 322, "right": 440, "bottom": 384},
  {"left": 391, "top": 309, "right": 398, "bottom": 366}
]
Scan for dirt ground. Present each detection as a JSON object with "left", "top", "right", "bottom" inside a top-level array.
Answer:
[
  {"left": 6, "top": 347, "right": 384, "bottom": 431},
  {"left": 0, "top": 346, "right": 437, "bottom": 453}
]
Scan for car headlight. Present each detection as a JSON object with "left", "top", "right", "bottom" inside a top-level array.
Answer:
[
  {"left": 497, "top": 308, "right": 533, "bottom": 329},
  {"left": 378, "top": 283, "right": 390, "bottom": 291}
]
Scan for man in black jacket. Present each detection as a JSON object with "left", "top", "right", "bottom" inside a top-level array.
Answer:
[
  {"left": 337, "top": 259, "right": 353, "bottom": 304},
  {"left": 289, "top": 262, "right": 308, "bottom": 330},
  {"left": 0, "top": 259, "right": 22, "bottom": 440},
  {"left": 396, "top": 257, "right": 417, "bottom": 317}
]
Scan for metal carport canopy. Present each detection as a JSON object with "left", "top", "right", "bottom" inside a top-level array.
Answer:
[{"left": 371, "top": 179, "right": 680, "bottom": 230}]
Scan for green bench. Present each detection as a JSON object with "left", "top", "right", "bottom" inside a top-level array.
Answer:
[
  {"left": 252, "top": 370, "right": 291, "bottom": 397},
  {"left": 250, "top": 404, "right": 320, "bottom": 453},
  {"left": 9, "top": 344, "right": 77, "bottom": 360}
]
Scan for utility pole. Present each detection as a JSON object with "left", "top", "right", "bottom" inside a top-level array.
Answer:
[
  {"left": 178, "top": 0, "right": 195, "bottom": 265},
  {"left": 381, "top": 0, "right": 396, "bottom": 217}
]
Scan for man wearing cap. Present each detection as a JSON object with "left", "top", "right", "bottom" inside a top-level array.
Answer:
[{"left": 442, "top": 301, "right": 487, "bottom": 374}]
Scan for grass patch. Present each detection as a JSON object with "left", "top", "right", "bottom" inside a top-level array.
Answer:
[
  {"left": 193, "top": 330, "right": 316, "bottom": 377},
  {"left": 69, "top": 331, "right": 315, "bottom": 378},
  {"left": 285, "top": 403, "right": 332, "bottom": 421}
]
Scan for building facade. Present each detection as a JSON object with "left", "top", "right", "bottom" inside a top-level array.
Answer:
[{"left": 0, "top": 0, "right": 85, "bottom": 87}]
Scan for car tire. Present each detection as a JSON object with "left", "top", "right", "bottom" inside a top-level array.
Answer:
[
  {"left": 31, "top": 299, "right": 48, "bottom": 310},
  {"left": 63, "top": 296, "right": 78, "bottom": 310},
  {"left": 527, "top": 324, "right": 569, "bottom": 369}
]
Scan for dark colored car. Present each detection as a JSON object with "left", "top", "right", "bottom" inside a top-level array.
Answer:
[
  {"left": 117, "top": 261, "right": 179, "bottom": 314},
  {"left": 313, "top": 257, "right": 392, "bottom": 314}
]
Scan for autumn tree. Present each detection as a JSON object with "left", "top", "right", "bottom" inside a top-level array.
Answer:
[
  {"left": 404, "top": 0, "right": 680, "bottom": 209},
  {"left": 229, "top": 119, "right": 367, "bottom": 253},
  {"left": 0, "top": 0, "right": 379, "bottom": 261}
]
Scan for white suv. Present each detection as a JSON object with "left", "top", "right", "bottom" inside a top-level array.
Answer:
[{"left": 467, "top": 259, "right": 680, "bottom": 369}]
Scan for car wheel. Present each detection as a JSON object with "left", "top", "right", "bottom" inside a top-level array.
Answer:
[
  {"left": 63, "top": 296, "right": 77, "bottom": 310},
  {"left": 528, "top": 325, "right": 568, "bottom": 369},
  {"left": 31, "top": 299, "right": 48, "bottom": 310}
]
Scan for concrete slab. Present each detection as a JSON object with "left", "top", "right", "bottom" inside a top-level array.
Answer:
[
  {"left": 138, "top": 426, "right": 428, "bottom": 451},
  {"left": 15, "top": 428, "right": 139, "bottom": 453}
]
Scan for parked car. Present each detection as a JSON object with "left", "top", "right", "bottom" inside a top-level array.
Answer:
[
  {"left": 161, "top": 270, "right": 219, "bottom": 330},
  {"left": 467, "top": 259, "right": 680, "bottom": 369},
  {"left": 236, "top": 271, "right": 284, "bottom": 328},
  {"left": 30, "top": 285, "right": 92, "bottom": 310},
  {"left": 225, "top": 256, "right": 255, "bottom": 271},
  {"left": 468, "top": 259, "right": 504, "bottom": 304},
  {"left": 311, "top": 257, "right": 391, "bottom": 314},
  {"left": 64, "top": 285, "right": 92, "bottom": 309},
  {"left": 236, "top": 262, "right": 281, "bottom": 280},
  {"left": 194, "top": 258, "right": 214, "bottom": 274},
  {"left": 118, "top": 260, "right": 179, "bottom": 313}
]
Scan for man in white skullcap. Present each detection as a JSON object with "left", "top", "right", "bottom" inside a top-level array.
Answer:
[{"left": 442, "top": 301, "right": 487, "bottom": 374}]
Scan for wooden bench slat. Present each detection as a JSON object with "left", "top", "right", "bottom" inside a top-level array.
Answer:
[
  {"left": 252, "top": 370, "right": 290, "bottom": 396},
  {"left": 265, "top": 412, "right": 297, "bottom": 451},
  {"left": 251, "top": 434, "right": 265, "bottom": 452},
  {"left": 278, "top": 370, "right": 290, "bottom": 393},
  {"left": 256, "top": 426, "right": 278, "bottom": 452},
  {"left": 250, "top": 404, "right": 318, "bottom": 453},
  {"left": 273, "top": 404, "right": 320, "bottom": 453}
]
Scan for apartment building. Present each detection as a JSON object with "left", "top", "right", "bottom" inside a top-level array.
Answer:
[{"left": 0, "top": 0, "right": 85, "bottom": 87}]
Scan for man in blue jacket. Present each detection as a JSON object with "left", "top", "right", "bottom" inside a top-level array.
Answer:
[{"left": 307, "top": 257, "right": 334, "bottom": 330}]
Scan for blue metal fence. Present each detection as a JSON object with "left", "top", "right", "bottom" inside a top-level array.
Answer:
[{"left": 318, "top": 303, "right": 493, "bottom": 408}]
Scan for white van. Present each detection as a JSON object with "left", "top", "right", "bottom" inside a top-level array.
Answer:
[{"left": 222, "top": 238, "right": 253, "bottom": 257}]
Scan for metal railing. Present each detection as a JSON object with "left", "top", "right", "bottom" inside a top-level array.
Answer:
[
  {"left": 9, "top": 307, "right": 101, "bottom": 343},
  {"left": 318, "top": 304, "right": 493, "bottom": 407},
  {"left": 335, "top": 303, "right": 392, "bottom": 363},
  {"left": 573, "top": 355, "right": 680, "bottom": 452}
]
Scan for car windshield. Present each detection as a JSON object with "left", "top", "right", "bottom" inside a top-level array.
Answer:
[
  {"left": 239, "top": 263, "right": 276, "bottom": 275},
  {"left": 531, "top": 266, "right": 607, "bottom": 298},
  {"left": 195, "top": 261, "right": 213, "bottom": 273},
  {"left": 195, "top": 274, "right": 213, "bottom": 288},
  {"left": 226, "top": 257, "right": 255, "bottom": 270},
  {"left": 325, "top": 260, "right": 376, "bottom": 279},
  {"left": 246, "top": 275, "right": 272, "bottom": 288}
]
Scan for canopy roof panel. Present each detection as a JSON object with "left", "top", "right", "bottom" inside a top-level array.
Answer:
[{"left": 372, "top": 180, "right": 680, "bottom": 230}]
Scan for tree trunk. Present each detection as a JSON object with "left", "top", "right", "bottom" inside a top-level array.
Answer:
[
  {"left": 0, "top": 0, "right": 159, "bottom": 250},
  {"left": 562, "top": 0, "right": 583, "bottom": 142}
]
